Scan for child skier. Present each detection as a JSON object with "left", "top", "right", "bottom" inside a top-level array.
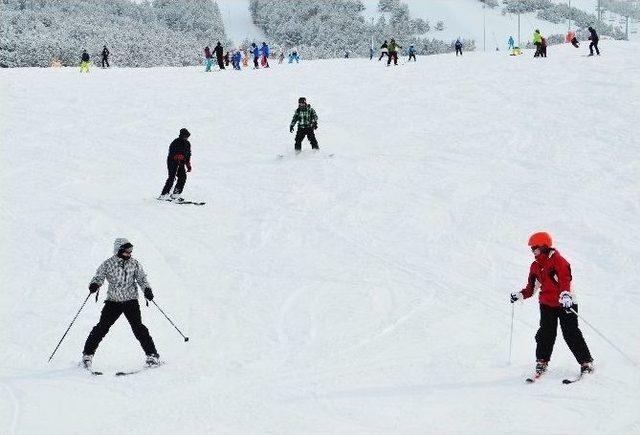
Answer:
[
  {"left": 81, "top": 238, "right": 160, "bottom": 370},
  {"left": 510, "top": 232, "right": 594, "bottom": 378},
  {"left": 408, "top": 45, "right": 417, "bottom": 62},
  {"left": 289, "top": 97, "right": 319, "bottom": 153}
]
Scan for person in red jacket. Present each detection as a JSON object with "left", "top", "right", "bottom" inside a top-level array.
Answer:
[{"left": 510, "top": 232, "right": 593, "bottom": 376}]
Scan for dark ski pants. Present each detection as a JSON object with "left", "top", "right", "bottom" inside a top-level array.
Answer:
[
  {"left": 387, "top": 52, "right": 398, "bottom": 65},
  {"left": 378, "top": 52, "right": 388, "bottom": 61},
  {"left": 102, "top": 57, "right": 109, "bottom": 67},
  {"left": 455, "top": 47, "right": 462, "bottom": 56},
  {"left": 217, "top": 57, "right": 225, "bottom": 70},
  {"left": 161, "top": 160, "right": 187, "bottom": 196},
  {"left": 83, "top": 300, "right": 157, "bottom": 356},
  {"left": 253, "top": 57, "right": 259, "bottom": 68},
  {"left": 535, "top": 304, "right": 592, "bottom": 364},
  {"left": 589, "top": 41, "right": 600, "bottom": 55},
  {"left": 294, "top": 127, "right": 319, "bottom": 151},
  {"left": 408, "top": 54, "right": 416, "bottom": 62}
]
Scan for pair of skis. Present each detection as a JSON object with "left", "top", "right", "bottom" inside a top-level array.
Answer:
[
  {"left": 525, "top": 371, "right": 586, "bottom": 384},
  {"left": 85, "top": 363, "right": 163, "bottom": 377},
  {"left": 157, "top": 198, "right": 205, "bottom": 206}
]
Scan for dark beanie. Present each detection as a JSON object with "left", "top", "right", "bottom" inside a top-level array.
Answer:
[
  {"left": 298, "top": 97, "right": 306, "bottom": 103},
  {"left": 179, "top": 128, "right": 190, "bottom": 138}
]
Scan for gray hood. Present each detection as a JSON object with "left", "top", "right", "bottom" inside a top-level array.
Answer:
[{"left": 113, "top": 238, "right": 132, "bottom": 255}]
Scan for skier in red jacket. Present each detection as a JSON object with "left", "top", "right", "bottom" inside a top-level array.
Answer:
[{"left": 510, "top": 232, "right": 593, "bottom": 377}]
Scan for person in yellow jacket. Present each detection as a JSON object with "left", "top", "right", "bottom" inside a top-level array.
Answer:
[{"left": 532, "top": 30, "right": 543, "bottom": 57}]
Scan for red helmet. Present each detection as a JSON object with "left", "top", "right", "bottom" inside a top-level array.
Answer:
[{"left": 528, "top": 232, "right": 553, "bottom": 247}]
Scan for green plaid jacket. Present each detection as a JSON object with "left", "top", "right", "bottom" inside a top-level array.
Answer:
[{"left": 290, "top": 105, "right": 318, "bottom": 130}]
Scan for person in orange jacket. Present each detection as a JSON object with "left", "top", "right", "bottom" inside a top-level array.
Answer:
[{"left": 510, "top": 232, "right": 593, "bottom": 377}]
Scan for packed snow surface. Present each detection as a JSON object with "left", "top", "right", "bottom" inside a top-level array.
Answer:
[{"left": 1, "top": 41, "right": 639, "bottom": 434}]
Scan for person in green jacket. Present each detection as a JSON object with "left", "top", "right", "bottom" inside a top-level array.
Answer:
[
  {"left": 289, "top": 97, "right": 319, "bottom": 153},
  {"left": 387, "top": 38, "right": 402, "bottom": 66},
  {"left": 533, "top": 29, "right": 543, "bottom": 57}
]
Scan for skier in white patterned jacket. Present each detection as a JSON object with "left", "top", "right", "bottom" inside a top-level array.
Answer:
[{"left": 81, "top": 238, "right": 160, "bottom": 369}]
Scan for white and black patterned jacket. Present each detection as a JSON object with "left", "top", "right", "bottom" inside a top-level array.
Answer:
[{"left": 90, "top": 238, "right": 151, "bottom": 302}]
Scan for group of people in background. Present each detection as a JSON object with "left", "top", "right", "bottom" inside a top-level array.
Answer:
[
  {"left": 202, "top": 41, "right": 301, "bottom": 72},
  {"left": 72, "top": 25, "right": 602, "bottom": 73}
]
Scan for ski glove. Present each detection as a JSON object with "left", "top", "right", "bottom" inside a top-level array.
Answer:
[
  {"left": 510, "top": 292, "right": 523, "bottom": 303},
  {"left": 186, "top": 162, "right": 192, "bottom": 172},
  {"left": 559, "top": 291, "right": 573, "bottom": 309},
  {"left": 289, "top": 126, "right": 294, "bottom": 133},
  {"left": 144, "top": 287, "right": 154, "bottom": 301},
  {"left": 89, "top": 283, "right": 100, "bottom": 293},
  {"left": 312, "top": 122, "right": 318, "bottom": 130}
]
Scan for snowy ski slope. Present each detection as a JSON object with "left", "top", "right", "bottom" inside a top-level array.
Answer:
[{"left": 1, "top": 41, "right": 639, "bottom": 434}]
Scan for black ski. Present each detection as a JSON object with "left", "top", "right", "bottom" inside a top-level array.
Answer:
[
  {"left": 525, "top": 372, "right": 544, "bottom": 383},
  {"left": 84, "top": 367, "right": 103, "bottom": 376},
  {"left": 115, "top": 362, "right": 163, "bottom": 376},
  {"left": 173, "top": 201, "right": 206, "bottom": 206}
]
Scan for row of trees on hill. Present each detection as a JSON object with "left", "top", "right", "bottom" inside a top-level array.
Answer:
[
  {"left": 0, "top": 0, "right": 229, "bottom": 67},
  {"left": 479, "top": 0, "right": 628, "bottom": 39},
  {"left": 248, "top": 0, "right": 474, "bottom": 59}
]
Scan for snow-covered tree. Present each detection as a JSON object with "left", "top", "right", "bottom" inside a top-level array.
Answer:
[{"left": 0, "top": 0, "right": 229, "bottom": 67}]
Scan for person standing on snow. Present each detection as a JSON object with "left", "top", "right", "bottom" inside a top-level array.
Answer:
[
  {"left": 214, "top": 41, "right": 225, "bottom": 70},
  {"left": 532, "top": 29, "right": 543, "bottom": 57},
  {"left": 101, "top": 45, "right": 110, "bottom": 68},
  {"left": 455, "top": 38, "right": 463, "bottom": 56},
  {"left": 261, "top": 42, "right": 270, "bottom": 68},
  {"left": 407, "top": 45, "right": 417, "bottom": 61},
  {"left": 251, "top": 43, "right": 260, "bottom": 69},
  {"left": 508, "top": 35, "right": 515, "bottom": 50},
  {"left": 510, "top": 232, "right": 594, "bottom": 377},
  {"left": 387, "top": 38, "right": 402, "bottom": 66},
  {"left": 159, "top": 128, "right": 192, "bottom": 202},
  {"left": 540, "top": 36, "right": 548, "bottom": 57},
  {"left": 378, "top": 40, "right": 389, "bottom": 61},
  {"left": 80, "top": 49, "right": 90, "bottom": 73},
  {"left": 204, "top": 46, "right": 213, "bottom": 72},
  {"left": 81, "top": 238, "right": 160, "bottom": 370},
  {"left": 289, "top": 97, "right": 319, "bottom": 153},
  {"left": 587, "top": 26, "right": 600, "bottom": 56}
]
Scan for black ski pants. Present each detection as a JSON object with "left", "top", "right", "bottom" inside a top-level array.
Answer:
[
  {"left": 102, "top": 57, "right": 109, "bottom": 67},
  {"left": 535, "top": 304, "right": 592, "bottom": 364},
  {"left": 408, "top": 53, "right": 416, "bottom": 62},
  {"left": 294, "top": 127, "right": 319, "bottom": 151},
  {"left": 83, "top": 300, "right": 157, "bottom": 356},
  {"left": 161, "top": 160, "right": 187, "bottom": 196},
  {"left": 455, "top": 47, "right": 463, "bottom": 56},
  {"left": 378, "top": 52, "right": 388, "bottom": 61},
  {"left": 253, "top": 57, "right": 259, "bottom": 68},
  {"left": 589, "top": 41, "right": 600, "bottom": 55},
  {"left": 217, "top": 56, "right": 225, "bottom": 70}
]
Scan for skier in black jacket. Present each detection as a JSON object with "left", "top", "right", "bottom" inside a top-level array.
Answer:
[
  {"left": 587, "top": 26, "right": 600, "bottom": 56},
  {"left": 214, "top": 41, "right": 225, "bottom": 69},
  {"left": 101, "top": 45, "right": 110, "bottom": 68},
  {"left": 159, "top": 128, "right": 192, "bottom": 202}
]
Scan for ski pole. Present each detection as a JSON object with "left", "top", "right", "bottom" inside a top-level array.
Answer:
[
  {"left": 150, "top": 299, "right": 189, "bottom": 342},
  {"left": 570, "top": 308, "right": 637, "bottom": 366},
  {"left": 48, "top": 293, "right": 91, "bottom": 362},
  {"left": 508, "top": 303, "right": 515, "bottom": 365}
]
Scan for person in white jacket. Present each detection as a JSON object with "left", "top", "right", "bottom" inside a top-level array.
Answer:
[{"left": 81, "top": 238, "right": 160, "bottom": 369}]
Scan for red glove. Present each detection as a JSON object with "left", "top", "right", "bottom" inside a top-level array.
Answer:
[
  {"left": 186, "top": 162, "right": 192, "bottom": 172},
  {"left": 173, "top": 153, "right": 185, "bottom": 162}
]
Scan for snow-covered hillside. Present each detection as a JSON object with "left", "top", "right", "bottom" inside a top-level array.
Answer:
[{"left": 1, "top": 41, "right": 639, "bottom": 434}]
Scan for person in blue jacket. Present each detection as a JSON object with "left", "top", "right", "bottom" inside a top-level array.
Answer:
[
  {"left": 251, "top": 43, "right": 260, "bottom": 69},
  {"left": 508, "top": 35, "right": 515, "bottom": 50},
  {"left": 261, "top": 42, "right": 270, "bottom": 68},
  {"left": 232, "top": 50, "right": 242, "bottom": 70},
  {"left": 408, "top": 45, "right": 416, "bottom": 62}
]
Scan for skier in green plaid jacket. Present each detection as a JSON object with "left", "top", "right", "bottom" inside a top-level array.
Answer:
[{"left": 289, "top": 97, "right": 319, "bottom": 153}]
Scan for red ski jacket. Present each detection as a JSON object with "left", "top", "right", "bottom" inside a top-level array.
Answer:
[{"left": 521, "top": 249, "right": 572, "bottom": 308}]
